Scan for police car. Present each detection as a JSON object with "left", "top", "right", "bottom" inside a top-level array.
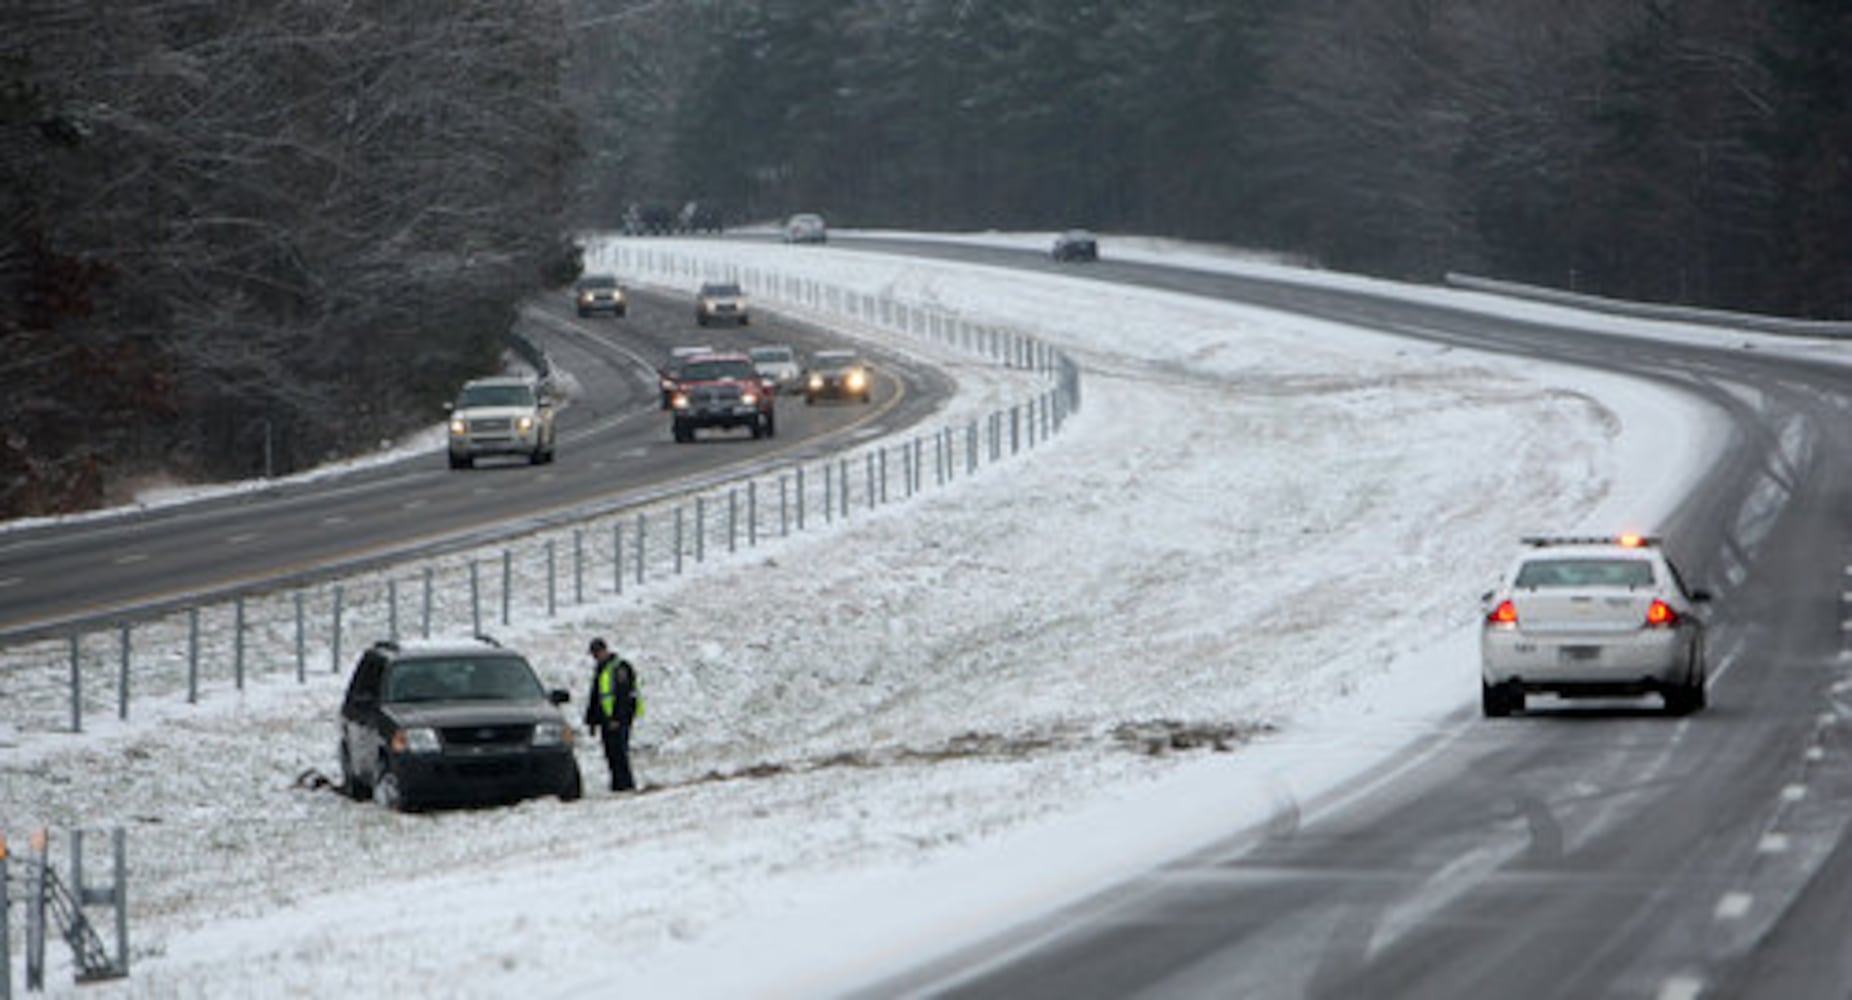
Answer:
[{"left": 1480, "top": 534, "right": 1711, "bottom": 717}]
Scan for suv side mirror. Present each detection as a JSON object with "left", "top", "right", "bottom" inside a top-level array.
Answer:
[{"left": 548, "top": 689, "right": 571, "bottom": 705}]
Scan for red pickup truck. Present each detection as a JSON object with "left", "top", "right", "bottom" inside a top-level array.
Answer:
[{"left": 668, "top": 352, "right": 776, "bottom": 442}]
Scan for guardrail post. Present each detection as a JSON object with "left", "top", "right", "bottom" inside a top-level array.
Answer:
[
  {"left": 728, "top": 489, "right": 738, "bottom": 554},
  {"left": 1, "top": 833, "right": 10, "bottom": 1000},
  {"left": 696, "top": 497, "right": 706, "bottom": 563},
  {"left": 387, "top": 579, "right": 399, "bottom": 642},
  {"left": 470, "top": 561, "right": 483, "bottom": 636},
  {"left": 748, "top": 481, "right": 758, "bottom": 547},
  {"left": 635, "top": 514, "right": 647, "bottom": 586},
  {"left": 116, "top": 625, "right": 129, "bottom": 721},
  {"left": 547, "top": 539, "right": 558, "bottom": 616},
  {"left": 866, "top": 453, "right": 877, "bottom": 510},
  {"left": 330, "top": 586, "right": 344, "bottom": 675},
  {"left": 613, "top": 525, "right": 624, "bottom": 596},
  {"left": 674, "top": 507, "right": 684, "bottom": 575},
  {"left": 839, "top": 458, "right": 851, "bottom": 518},
  {"left": 294, "top": 593, "right": 306, "bottom": 684},
  {"left": 574, "top": 529, "right": 585, "bottom": 605},
  {"left": 823, "top": 463, "right": 834, "bottom": 523},
  {"left": 68, "top": 635, "right": 80, "bottom": 734},
  {"left": 501, "top": 550, "right": 512, "bottom": 626},
  {"left": 421, "top": 567, "right": 434, "bottom": 637},
  {"left": 796, "top": 467, "right": 806, "bottom": 531},
  {"left": 234, "top": 596, "right": 246, "bottom": 690}
]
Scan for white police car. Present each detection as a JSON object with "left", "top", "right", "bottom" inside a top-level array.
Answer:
[{"left": 1480, "top": 534, "right": 1711, "bottom": 717}]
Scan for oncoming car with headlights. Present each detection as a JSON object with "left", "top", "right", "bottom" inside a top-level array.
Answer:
[
  {"left": 804, "top": 349, "right": 872, "bottom": 404},
  {"left": 337, "top": 637, "right": 583, "bottom": 811},
  {"left": 1480, "top": 534, "right": 1711, "bottom": 717},
  {"left": 445, "top": 375, "right": 557, "bottom": 469}
]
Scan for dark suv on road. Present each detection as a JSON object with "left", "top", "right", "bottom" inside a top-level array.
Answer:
[{"left": 337, "top": 637, "right": 583, "bottom": 811}]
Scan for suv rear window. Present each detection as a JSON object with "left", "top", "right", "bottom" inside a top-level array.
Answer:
[{"left": 1514, "top": 558, "right": 1655, "bottom": 589}]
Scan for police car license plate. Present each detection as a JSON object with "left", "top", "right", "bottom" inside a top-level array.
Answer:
[{"left": 1559, "top": 645, "right": 1601, "bottom": 663}]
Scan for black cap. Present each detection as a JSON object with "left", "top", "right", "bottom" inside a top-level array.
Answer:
[{"left": 589, "top": 637, "right": 608, "bottom": 655}]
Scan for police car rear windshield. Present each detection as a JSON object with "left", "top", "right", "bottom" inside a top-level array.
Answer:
[{"left": 1515, "top": 558, "right": 1655, "bottom": 589}]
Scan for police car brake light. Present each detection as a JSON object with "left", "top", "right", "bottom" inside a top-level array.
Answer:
[
  {"left": 1644, "top": 599, "right": 1678, "bottom": 627},
  {"left": 1487, "top": 600, "right": 1519, "bottom": 626}
]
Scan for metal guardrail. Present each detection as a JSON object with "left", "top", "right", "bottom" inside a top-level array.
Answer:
[
  {"left": 2, "top": 828, "right": 129, "bottom": 996},
  {"left": 1444, "top": 272, "right": 1852, "bottom": 338},
  {"left": 0, "top": 268, "right": 1082, "bottom": 735}
]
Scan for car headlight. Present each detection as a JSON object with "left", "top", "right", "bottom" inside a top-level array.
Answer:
[
  {"left": 741, "top": 391, "right": 758, "bottom": 406},
  {"left": 532, "top": 721, "right": 568, "bottom": 747},
  {"left": 392, "top": 727, "right": 441, "bottom": 754},
  {"left": 847, "top": 371, "right": 867, "bottom": 390},
  {"left": 807, "top": 374, "right": 823, "bottom": 389},
  {"left": 449, "top": 418, "right": 467, "bottom": 436},
  {"left": 671, "top": 393, "right": 690, "bottom": 409},
  {"left": 516, "top": 415, "right": 535, "bottom": 433},
  {"left": 578, "top": 293, "right": 594, "bottom": 304}
]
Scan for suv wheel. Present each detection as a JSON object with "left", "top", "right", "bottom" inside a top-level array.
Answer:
[
  {"left": 673, "top": 421, "right": 694, "bottom": 444},
  {"left": 449, "top": 452, "right": 472, "bottom": 470},
  {"left": 763, "top": 412, "right": 776, "bottom": 438},
  {"left": 373, "top": 761, "right": 410, "bottom": 812},
  {"left": 559, "top": 766, "right": 584, "bottom": 802}
]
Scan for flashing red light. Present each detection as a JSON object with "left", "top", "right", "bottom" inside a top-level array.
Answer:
[
  {"left": 1619, "top": 533, "right": 1646, "bottom": 548},
  {"left": 1488, "top": 600, "right": 1519, "bottom": 625},
  {"left": 1645, "top": 599, "right": 1678, "bottom": 627}
]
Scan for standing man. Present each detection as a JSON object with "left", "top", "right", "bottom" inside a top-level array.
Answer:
[{"left": 582, "top": 637, "right": 638, "bottom": 792}]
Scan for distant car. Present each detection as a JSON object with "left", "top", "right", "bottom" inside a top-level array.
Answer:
[
  {"left": 337, "top": 637, "right": 583, "bottom": 812},
  {"left": 748, "top": 344, "right": 803, "bottom": 392},
  {"left": 1480, "top": 534, "right": 1711, "bottom": 717},
  {"left": 574, "top": 273, "right": 627, "bottom": 317},
  {"left": 678, "top": 201, "right": 724, "bottom": 234},
  {"left": 1052, "top": 229, "right": 1099, "bottom": 262},
  {"left": 695, "top": 281, "right": 749, "bottom": 326},
  {"left": 446, "top": 376, "right": 556, "bottom": 469},
  {"left": 803, "top": 349, "right": 872, "bottom": 404},
  {"left": 622, "top": 202, "right": 677, "bottom": 235},
  {"left": 668, "top": 352, "right": 776, "bottom": 442},
  {"left": 658, "top": 345, "right": 716, "bottom": 409},
  {"left": 783, "top": 213, "right": 828, "bottom": 244}
]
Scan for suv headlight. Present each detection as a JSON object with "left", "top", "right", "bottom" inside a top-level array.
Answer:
[
  {"left": 392, "top": 727, "right": 441, "bottom": 754},
  {"left": 449, "top": 417, "right": 467, "bottom": 436},
  {"left": 516, "top": 415, "right": 535, "bottom": 433},
  {"left": 533, "top": 721, "right": 568, "bottom": 747}
]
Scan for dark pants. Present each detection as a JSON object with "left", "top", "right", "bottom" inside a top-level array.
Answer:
[{"left": 599, "top": 718, "right": 635, "bottom": 791}]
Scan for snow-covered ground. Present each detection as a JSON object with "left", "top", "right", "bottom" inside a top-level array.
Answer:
[{"left": 10, "top": 230, "right": 1823, "bottom": 998}]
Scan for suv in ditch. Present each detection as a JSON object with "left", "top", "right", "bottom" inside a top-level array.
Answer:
[
  {"left": 336, "top": 637, "right": 583, "bottom": 811},
  {"left": 446, "top": 375, "right": 557, "bottom": 469},
  {"left": 669, "top": 352, "right": 776, "bottom": 442}
]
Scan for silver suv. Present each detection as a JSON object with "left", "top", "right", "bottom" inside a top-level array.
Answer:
[{"left": 446, "top": 376, "right": 557, "bottom": 469}]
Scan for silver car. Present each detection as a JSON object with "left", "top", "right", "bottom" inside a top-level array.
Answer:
[
  {"left": 1480, "top": 534, "right": 1710, "bottom": 716},
  {"left": 748, "top": 344, "right": 802, "bottom": 391}
]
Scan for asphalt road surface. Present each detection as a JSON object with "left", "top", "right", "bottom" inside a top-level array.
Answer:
[
  {"left": 832, "top": 237, "right": 1852, "bottom": 1000},
  {"left": 0, "top": 286, "right": 953, "bottom": 643}
]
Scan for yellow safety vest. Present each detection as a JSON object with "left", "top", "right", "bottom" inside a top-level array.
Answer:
[{"left": 597, "top": 659, "right": 643, "bottom": 720}]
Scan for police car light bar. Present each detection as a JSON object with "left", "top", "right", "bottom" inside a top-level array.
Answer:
[{"left": 1520, "top": 534, "right": 1662, "bottom": 549}]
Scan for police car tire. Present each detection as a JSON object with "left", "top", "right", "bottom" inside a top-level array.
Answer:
[{"left": 373, "top": 765, "right": 408, "bottom": 812}]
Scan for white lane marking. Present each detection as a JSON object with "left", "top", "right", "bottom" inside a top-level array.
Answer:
[
  {"left": 0, "top": 576, "right": 21, "bottom": 589},
  {"left": 404, "top": 499, "right": 428, "bottom": 511},
  {"left": 225, "top": 532, "right": 258, "bottom": 545},
  {"left": 113, "top": 553, "right": 147, "bottom": 566},
  {"left": 1782, "top": 784, "right": 1808, "bottom": 803},
  {"left": 1658, "top": 976, "right": 1705, "bottom": 1000},
  {"left": 1714, "top": 892, "right": 1754, "bottom": 920},
  {"left": 1807, "top": 746, "right": 1826, "bottom": 762},
  {"left": 322, "top": 514, "right": 348, "bottom": 526},
  {"left": 1758, "top": 833, "right": 1790, "bottom": 854}
]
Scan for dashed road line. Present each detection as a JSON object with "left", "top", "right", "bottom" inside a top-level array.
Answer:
[
  {"left": 1714, "top": 892, "right": 1754, "bottom": 920},
  {"left": 1758, "top": 833, "right": 1790, "bottom": 854},
  {"left": 1658, "top": 975, "right": 1705, "bottom": 1000},
  {"left": 225, "top": 532, "right": 258, "bottom": 545},
  {"left": 113, "top": 553, "right": 148, "bottom": 566}
]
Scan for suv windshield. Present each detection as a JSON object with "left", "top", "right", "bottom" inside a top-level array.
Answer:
[
  {"left": 384, "top": 656, "right": 546, "bottom": 703},
  {"left": 812, "top": 353, "right": 857, "bottom": 371},
  {"left": 681, "top": 358, "right": 757, "bottom": 381},
  {"left": 700, "top": 283, "right": 741, "bottom": 297},
  {"left": 456, "top": 384, "right": 535, "bottom": 408},
  {"left": 578, "top": 275, "right": 617, "bottom": 289},
  {"left": 750, "top": 347, "right": 793, "bottom": 364}
]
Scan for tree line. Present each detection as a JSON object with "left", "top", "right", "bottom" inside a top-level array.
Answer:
[{"left": 3, "top": 1, "right": 578, "bottom": 517}]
